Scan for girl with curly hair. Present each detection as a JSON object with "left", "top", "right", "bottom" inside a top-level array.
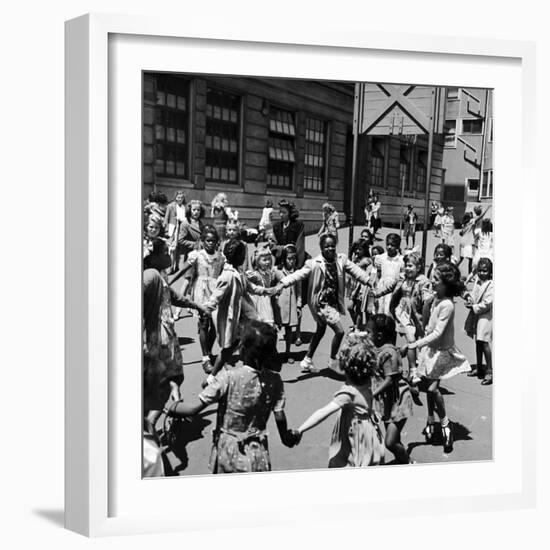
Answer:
[
  {"left": 295, "top": 331, "right": 385, "bottom": 468},
  {"left": 407, "top": 261, "right": 471, "bottom": 453}
]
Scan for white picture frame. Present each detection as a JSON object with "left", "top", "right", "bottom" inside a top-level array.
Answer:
[{"left": 65, "top": 13, "right": 537, "bottom": 537}]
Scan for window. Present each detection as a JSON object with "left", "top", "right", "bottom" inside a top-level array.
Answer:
[
  {"left": 462, "top": 119, "right": 483, "bottom": 134},
  {"left": 447, "top": 87, "right": 460, "bottom": 100},
  {"left": 481, "top": 170, "right": 493, "bottom": 198},
  {"left": 205, "top": 88, "right": 241, "bottom": 184},
  {"left": 399, "top": 146, "right": 410, "bottom": 191},
  {"left": 304, "top": 117, "right": 327, "bottom": 192},
  {"left": 369, "top": 137, "right": 385, "bottom": 187},
  {"left": 154, "top": 75, "right": 190, "bottom": 178},
  {"left": 467, "top": 178, "right": 480, "bottom": 193},
  {"left": 444, "top": 120, "right": 457, "bottom": 147},
  {"left": 268, "top": 107, "right": 296, "bottom": 189},
  {"left": 416, "top": 150, "right": 428, "bottom": 192}
]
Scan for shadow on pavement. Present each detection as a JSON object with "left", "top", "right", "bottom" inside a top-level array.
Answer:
[
  {"left": 178, "top": 336, "right": 196, "bottom": 346},
  {"left": 407, "top": 421, "right": 472, "bottom": 456},
  {"left": 169, "top": 412, "right": 213, "bottom": 474}
]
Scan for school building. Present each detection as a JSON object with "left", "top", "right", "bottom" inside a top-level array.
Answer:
[
  {"left": 441, "top": 87, "right": 494, "bottom": 220},
  {"left": 143, "top": 73, "right": 447, "bottom": 233}
]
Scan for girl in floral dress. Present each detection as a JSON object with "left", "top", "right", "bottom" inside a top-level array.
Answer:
[
  {"left": 370, "top": 314, "right": 413, "bottom": 464},
  {"left": 295, "top": 331, "right": 385, "bottom": 468},
  {"left": 389, "top": 251, "right": 432, "bottom": 388},
  {"left": 179, "top": 225, "right": 225, "bottom": 374},
  {"left": 164, "top": 320, "right": 298, "bottom": 473},
  {"left": 408, "top": 262, "right": 470, "bottom": 453}
]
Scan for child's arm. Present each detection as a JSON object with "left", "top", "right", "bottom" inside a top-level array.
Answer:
[
  {"left": 372, "top": 375, "right": 394, "bottom": 399},
  {"left": 388, "top": 281, "right": 403, "bottom": 319},
  {"left": 344, "top": 258, "right": 375, "bottom": 287},
  {"left": 297, "top": 401, "right": 341, "bottom": 435},
  {"left": 471, "top": 282, "right": 494, "bottom": 315},
  {"left": 274, "top": 410, "right": 299, "bottom": 448},
  {"left": 280, "top": 261, "right": 313, "bottom": 288},
  {"left": 204, "top": 272, "right": 231, "bottom": 312},
  {"left": 167, "top": 258, "right": 194, "bottom": 286},
  {"left": 165, "top": 397, "right": 206, "bottom": 417}
]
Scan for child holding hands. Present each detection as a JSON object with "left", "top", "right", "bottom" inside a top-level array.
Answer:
[{"left": 295, "top": 331, "right": 385, "bottom": 468}]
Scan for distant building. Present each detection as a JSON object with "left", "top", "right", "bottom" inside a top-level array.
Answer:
[
  {"left": 143, "top": 74, "right": 445, "bottom": 233},
  {"left": 441, "top": 87, "right": 493, "bottom": 220}
]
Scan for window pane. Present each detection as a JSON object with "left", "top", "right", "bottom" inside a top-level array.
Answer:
[
  {"left": 205, "top": 87, "right": 241, "bottom": 184},
  {"left": 304, "top": 117, "right": 326, "bottom": 192}
]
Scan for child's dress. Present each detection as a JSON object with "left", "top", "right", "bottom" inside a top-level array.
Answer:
[
  {"left": 198, "top": 364, "right": 286, "bottom": 473},
  {"left": 259, "top": 206, "right": 273, "bottom": 233},
  {"left": 374, "top": 252, "right": 404, "bottom": 315},
  {"left": 328, "top": 382, "right": 385, "bottom": 468},
  {"left": 390, "top": 275, "right": 432, "bottom": 342},
  {"left": 459, "top": 220, "right": 475, "bottom": 259},
  {"left": 373, "top": 344, "right": 413, "bottom": 422},
  {"left": 205, "top": 264, "right": 266, "bottom": 349},
  {"left": 473, "top": 229, "right": 494, "bottom": 267},
  {"left": 246, "top": 269, "right": 277, "bottom": 325},
  {"left": 441, "top": 215, "right": 455, "bottom": 246},
  {"left": 186, "top": 249, "right": 225, "bottom": 306},
  {"left": 274, "top": 267, "right": 301, "bottom": 327},
  {"left": 416, "top": 297, "right": 470, "bottom": 380},
  {"left": 465, "top": 278, "right": 494, "bottom": 343}
]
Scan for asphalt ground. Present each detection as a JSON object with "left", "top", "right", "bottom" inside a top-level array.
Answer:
[{"left": 161, "top": 225, "right": 492, "bottom": 475}]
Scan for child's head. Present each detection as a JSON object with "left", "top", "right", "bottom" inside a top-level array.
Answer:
[
  {"left": 386, "top": 233, "right": 401, "bottom": 257},
  {"left": 337, "top": 331, "right": 378, "bottom": 386},
  {"left": 370, "top": 314, "right": 397, "bottom": 347},
  {"left": 173, "top": 190, "right": 186, "bottom": 206},
  {"left": 211, "top": 193, "right": 229, "bottom": 219},
  {"left": 477, "top": 258, "right": 493, "bottom": 280},
  {"left": 265, "top": 230, "right": 277, "bottom": 249},
  {"left": 474, "top": 204, "right": 483, "bottom": 216},
  {"left": 226, "top": 220, "right": 241, "bottom": 240},
  {"left": 350, "top": 240, "right": 370, "bottom": 263},
  {"left": 155, "top": 192, "right": 168, "bottom": 206},
  {"left": 407, "top": 204, "right": 413, "bottom": 211},
  {"left": 281, "top": 244, "right": 298, "bottom": 270},
  {"left": 278, "top": 200, "right": 299, "bottom": 222},
  {"left": 433, "top": 262, "right": 464, "bottom": 298},
  {"left": 403, "top": 252, "right": 422, "bottom": 279},
  {"left": 322, "top": 202, "right": 335, "bottom": 216},
  {"left": 265, "top": 199, "right": 273, "bottom": 208},
  {"left": 371, "top": 245, "right": 384, "bottom": 258},
  {"left": 201, "top": 224, "right": 220, "bottom": 253},
  {"left": 433, "top": 243, "right": 452, "bottom": 264},
  {"left": 146, "top": 214, "right": 163, "bottom": 239},
  {"left": 252, "top": 247, "right": 273, "bottom": 271},
  {"left": 223, "top": 239, "right": 247, "bottom": 268},
  {"left": 481, "top": 219, "right": 493, "bottom": 233},
  {"left": 319, "top": 233, "right": 338, "bottom": 262},
  {"left": 187, "top": 199, "right": 205, "bottom": 221},
  {"left": 240, "top": 320, "right": 280, "bottom": 371},
  {"left": 360, "top": 228, "right": 372, "bottom": 243}
]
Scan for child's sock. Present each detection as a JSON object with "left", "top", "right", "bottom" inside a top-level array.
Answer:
[
  {"left": 440, "top": 416, "right": 449, "bottom": 428},
  {"left": 202, "top": 355, "right": 210, "bottom": 363}
]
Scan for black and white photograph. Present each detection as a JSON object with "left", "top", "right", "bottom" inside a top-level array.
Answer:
[{"left": 141, "top": 73, "right": 494, "bottom": 477}]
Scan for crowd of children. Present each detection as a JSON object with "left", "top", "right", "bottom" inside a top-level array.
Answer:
[{"left": 143, "top": 190, "right": 494, "bottom": 476}]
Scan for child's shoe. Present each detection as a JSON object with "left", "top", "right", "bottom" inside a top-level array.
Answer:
[
  {"left": 422, "top": 422, "right": 435, "bottom": 444},
  {"left": 409, "top": 366, "right": 421, "bottom": 385},
  {"left": 300, "top": 356, "right": 316, "bottom": 373},
  {"left": 442, "top": 423, "right": 454, "bottom": 453}
]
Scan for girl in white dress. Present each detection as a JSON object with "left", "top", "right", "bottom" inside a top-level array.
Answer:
[{"left": 407, "top": 262, "right": 470, "bottom": 453}]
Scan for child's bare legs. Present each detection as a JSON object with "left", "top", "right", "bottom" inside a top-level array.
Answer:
[
  {"left": 284, "top": 326, "right": 294, "bottom": 363},
  {"left": 306, "top": 322, "right": 327, "bottom": 359},
  {"left": 426, "top": 379, "right": 453, "bottom": 451},
  {"left": 385, "top": 420, "right": 410, "bottom": 464},
  {"left": 329, "top": 321, "right": 345, "bottom": 360},
  {"left": 473, "top": 340, "right": 485, "bottom": 378},
  {"left": 198, "top": 315, "right": 217, "bottom": 373},
  {"left": 481, "top": 341, "right": 492, "bottom": 384},
  {"left": 295, "top": 318, "right": 302, "bottom": 345}
]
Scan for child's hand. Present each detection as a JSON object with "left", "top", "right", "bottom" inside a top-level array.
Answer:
[
  {"left": 408, "top": 341, "right": 418, "bottom": 350},
  {"left": 400, "top": 344, "right": 409, "bottom": 357}
]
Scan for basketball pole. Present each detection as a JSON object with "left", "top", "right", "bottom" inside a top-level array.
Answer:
[
  {"left": 421, "top": 87, "right": 439, "bottom": 267},
  {"left": 349, "top": 82, "right": 363, "bottom": 255}
]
